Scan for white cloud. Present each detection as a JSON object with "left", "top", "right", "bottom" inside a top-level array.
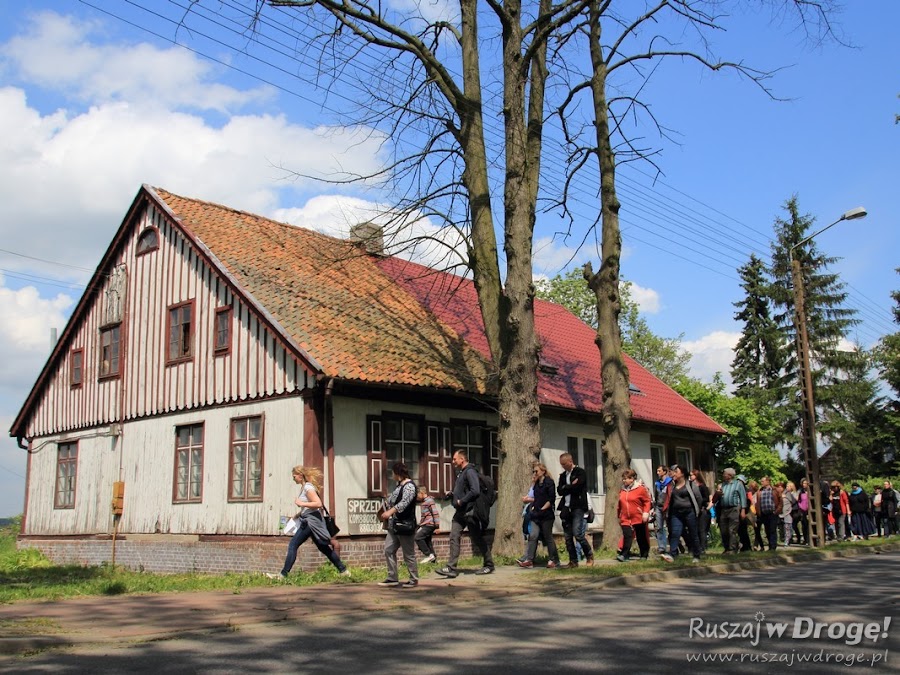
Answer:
[
  {"left": 628, "top": 282, "right": 661, "bottom": 314},
  {"left": 386, "top": 0, "right": 460, "bottom": 25},
  {"left": 0, "top": 88, "right": 388, "bottom": 274},
  {"left": 274, "top": 194, "right": 469, "bottom": 270},
  {"left": 0, "top": 278, "right": 74, "bottom": 394},
  {"left": 532, "top": 236, "right": 581, "bottom": 278},
  {"left": 682, "top": 330, "right": 740, "bottom": 385},
  {"left": 2, "top": 11, "right": 272, "bottom": 112}
]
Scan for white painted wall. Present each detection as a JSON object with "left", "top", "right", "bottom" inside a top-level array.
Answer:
[{"left": 23, "top": 396, "right": 304, "bottom": 536}]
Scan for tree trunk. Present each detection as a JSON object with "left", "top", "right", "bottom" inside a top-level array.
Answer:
[{"left": 584, "top": 0, "right": 633, "bottom": 551}]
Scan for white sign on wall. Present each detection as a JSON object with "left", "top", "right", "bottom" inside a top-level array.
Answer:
[{"left": 347, "top": 498, "right": 385, "bottom": 535}]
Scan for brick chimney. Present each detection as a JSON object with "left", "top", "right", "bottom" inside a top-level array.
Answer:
[{"left": 349, "top": 222, "right": 385, "bottom": 256}]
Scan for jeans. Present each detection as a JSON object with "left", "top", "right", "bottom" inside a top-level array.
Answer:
[
  {"left": 414, "top": 525, "right": 437, "bottom": 557},
  {"left": 384, "top": 530, "right": 418, "bottom": 582},
  {"left": 654, "top": 504, "right": 668, "bottom": 551},
  {"left": 668, "top": 509, "right": 701, "bottom": 558},
  {"left": 525, "top": 517, "right": 559, "bottom": 563},
  {"left": 562, "top": 508, "right": 593, "bottom": 562},
  {"left": 281, "top": 519, "right": 346, "bottom": 575},
  {"left": 447, "top": 515, "right": 494, "bottom": 570}
]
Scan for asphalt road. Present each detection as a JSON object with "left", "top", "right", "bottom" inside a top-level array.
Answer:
[{"left": 5, "top": 551, "right": 899, "bottom": 674}]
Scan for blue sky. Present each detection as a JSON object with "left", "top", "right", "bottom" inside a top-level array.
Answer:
[{"left": 0, "top": 1, "right": 897, "bottom": 517}]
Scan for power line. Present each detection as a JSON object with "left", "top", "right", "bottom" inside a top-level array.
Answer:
[
  {"left": 0, "top": 248, "right": 96, "bottom": 274},
  {"left": 70, "top": 0, "right": 897, "bottom": 345}
]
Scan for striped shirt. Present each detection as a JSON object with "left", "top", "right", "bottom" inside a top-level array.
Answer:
[{"left": 418, "top": 496, "right": 440, "bottom": 526}]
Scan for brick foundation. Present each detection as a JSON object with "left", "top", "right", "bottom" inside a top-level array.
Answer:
[{"left": 16, "top": 533, "right": 482, "bottom": 575}]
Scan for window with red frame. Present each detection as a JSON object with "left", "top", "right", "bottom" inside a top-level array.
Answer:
[
  {"left": 174, "top": 424, "right": 204, "bottom": 503},
  {"left": 99, "top": 326, "right": 121, "bottom": 378},
  {"left": 229, "top": 416, "right": 263, "bottom": 501},
  {"left": 168, "top": 302, "right": 193, "bottom": 363},
  {"left": 70, "top": 348, "right": 83, "bottom": 387},
  {"left": 55, "top": 442, "right": 78, "bottom": 509},
  {"left": 214, "top": 306, "right": 231, "bottom": 354}
]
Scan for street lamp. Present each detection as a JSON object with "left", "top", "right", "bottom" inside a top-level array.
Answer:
[{"left": 789, "top": 206, "right": 867, "bottom": 547}]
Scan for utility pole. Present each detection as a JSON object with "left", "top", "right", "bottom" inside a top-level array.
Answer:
[{"left": 789, "top": 206, "right": 866, "bottom": 547}]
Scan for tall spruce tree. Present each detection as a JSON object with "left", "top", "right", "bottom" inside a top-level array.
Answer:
[
  {"left": 769, "top": 196, "right": 860, "bottom": 446},
  {"left": 731, "top": 254, "right": 787, "bottom": 436}
]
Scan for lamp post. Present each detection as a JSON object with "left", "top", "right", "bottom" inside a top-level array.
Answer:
[{"left": 789, "top": 206, "right": 867, "bottom": 547}]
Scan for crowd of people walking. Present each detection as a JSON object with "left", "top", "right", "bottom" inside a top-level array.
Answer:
[{"left": 270, "top": 460, "right": 898, "bottom": 584}]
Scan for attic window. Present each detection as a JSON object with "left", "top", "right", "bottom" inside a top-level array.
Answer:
[
  {"left": 136, "top": 227, "right": 159, "bottom": 255},
  {"left": 539, "top": 361, "right": 558, "bottom": 375},
  {"left": 69, "top": 348, "right": 83, "bottom": 388},
  {"left": 167, "top": 301, "right": 194, "bottom": 364},
  {"left": 628, "top": 382, "right": 643, "bottom": 395}
]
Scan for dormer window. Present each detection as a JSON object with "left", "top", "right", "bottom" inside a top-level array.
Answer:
[{"left": 136, "top": 227, "right": 159, "bottom": 255}]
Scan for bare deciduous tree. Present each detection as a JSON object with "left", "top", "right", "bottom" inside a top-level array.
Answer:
[{"left": 227, "top": 0, "right": 842, "bottom": 554}]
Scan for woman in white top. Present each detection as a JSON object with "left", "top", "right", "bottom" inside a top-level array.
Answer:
[{"left": 271, "top": 466, "right": 349, "bottom": 579}]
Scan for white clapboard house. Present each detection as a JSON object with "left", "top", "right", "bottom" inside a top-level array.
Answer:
[{"left": 10, "top": 185, "right": 724, "bottom": 573}]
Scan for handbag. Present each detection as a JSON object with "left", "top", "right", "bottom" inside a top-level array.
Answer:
[
  {"left": 389, "top": 516, "right": 416, "bottom": 535},
  {"left": 321, "top": 505, "right": 341, "bottom": 538},
  {"left": 585, "top": 506, "right": 596, "bottom": 524}
]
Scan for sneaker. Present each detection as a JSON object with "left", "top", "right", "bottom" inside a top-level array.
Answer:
[
  {"left": 560, "top": 561, "right": 578, "bottom": 569},
  {"left": 264, "top": 572, "right": 284, "bottom": 580},
  {"left": 377, "top": 579, "right": 401, "bottom": 587},
  {"left": 546, "top": 561, "right": 558, "bottom": 569},
  {"left": 615, "top": 554, "right": 627, "bottom": 563},
  {"left": 692, "top": 557, "right": 701, "bottom": 564},
  {"left": 475, "top": 566, "right": 494, "bottom": 575},
  {"left": 339, "top": 569, "right": 351, "bottom": 577},
  {"left": 401, "top": 580, "right": 419, "bottom": 588},
  {"left": 435, "top": 566, "right": 458, "bottom": 578},
  {"left": 419, "top": 553, "right": 436, "bottom": 565},
  {"left": 661, "top": 553, "right": 674, "bottom": 563},
  {"left": 516, "top": 559, "right": 534, "bottom": 568}
]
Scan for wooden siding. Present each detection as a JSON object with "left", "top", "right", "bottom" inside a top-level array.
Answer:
[
  {"left": 24, "top": 204, "right": 314, "bottom": 438},
  {"left": 22, "top": 398, "right": 306, "bottom": 536}
]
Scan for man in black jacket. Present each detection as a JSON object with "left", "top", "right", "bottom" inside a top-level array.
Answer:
[
  {"left": 435, "top": 449, "right": 495, "bottom": 578},
  {"left": 557, "top": 453, "right": 594, "bottom": 567}
]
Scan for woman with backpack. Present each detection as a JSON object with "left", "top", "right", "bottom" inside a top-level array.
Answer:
[
  {"left": 517, "top": 462, "right": 561, "bottom": 569},
  {"left": 378, "top": 461, "right": 420, "bottom": 588}
]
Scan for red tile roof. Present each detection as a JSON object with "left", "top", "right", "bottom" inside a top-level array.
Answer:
[
  {"left": 153, "top": 187, "right": 494, "bottom": 395},
  {"left": 154, "top": 187, "right": 723, "bottom": 435},
  {"left": 377, "top": 256, "right": 725, "bottom": 435}
]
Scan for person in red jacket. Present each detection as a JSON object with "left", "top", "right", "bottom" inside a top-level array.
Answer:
[{"left": 617, "top": 468, "right": 652, "bottom": 561}]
